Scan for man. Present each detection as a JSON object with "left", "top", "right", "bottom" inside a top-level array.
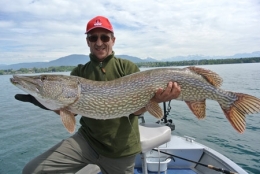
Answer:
[{"left": 16, "top": 16, "right": 181, "bottom": 174}]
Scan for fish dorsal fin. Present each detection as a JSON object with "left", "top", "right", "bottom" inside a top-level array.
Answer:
[
  {"left": 185, "top": 100, "right": 206, "bottom": 119},
  {"left": 146, "top": 100, "right": 163, "bottom": 119},
  {"left": 187, "top": 66, "right": 223, "bottom": 87},
  {"left": 60, "top": 109, "right": 76, "bottom": 134}
]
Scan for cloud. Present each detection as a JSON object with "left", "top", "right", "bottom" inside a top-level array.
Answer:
[{"left": 0, "top": 0, "right": 260, "bottom": 64}]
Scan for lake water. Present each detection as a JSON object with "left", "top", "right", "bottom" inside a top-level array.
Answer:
[{"left": 0, "top": 63, "right": 260, "bottom": 174}]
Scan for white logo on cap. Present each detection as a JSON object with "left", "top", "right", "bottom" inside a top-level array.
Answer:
[{"left": 94, "top": 20, "right": 102, "bottom": 26}]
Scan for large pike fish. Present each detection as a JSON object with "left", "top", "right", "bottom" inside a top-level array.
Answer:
[{"left": 10, "top": 66, "right": 260, "bottom": 134}]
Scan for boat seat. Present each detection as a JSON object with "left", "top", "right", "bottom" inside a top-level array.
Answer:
[{"left": 139, "top": 123, "right": 171, "bottom": 153}]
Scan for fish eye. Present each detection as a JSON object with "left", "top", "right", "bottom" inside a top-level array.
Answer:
[{"left": 40, "top": 75, "right": 47, "bottom": 81}]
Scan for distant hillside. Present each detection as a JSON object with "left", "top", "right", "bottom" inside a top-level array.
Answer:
[
  {"left": 1, "top": 51, "right": 260, "bottom": 70},
  {"left": 47, "top": 54, "right": 90, "bottom": 67},
  {"left": 232, "top": 51, "right": 260, "bottom": 58},
  {"left": 117, "top": 55, "right": 152, "bottom": 62},
  {"left": 164, "top": 51, "right": 260, "bottom": 61},
  {"left": 0, "top": 54, "right": 157, "bottom": 70}
]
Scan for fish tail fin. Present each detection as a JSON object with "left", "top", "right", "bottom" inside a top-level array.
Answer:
[{"left": 221, "top": 93, "right": 260, "bottom": 133}]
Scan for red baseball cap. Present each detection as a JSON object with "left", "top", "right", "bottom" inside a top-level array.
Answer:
[{"left": 85, "top": 16, "right": 114, "bottom": 34}]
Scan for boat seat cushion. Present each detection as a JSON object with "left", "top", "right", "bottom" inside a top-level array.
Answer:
[{"left": 139, "top": 123, "right": 171, "bottom": 153}]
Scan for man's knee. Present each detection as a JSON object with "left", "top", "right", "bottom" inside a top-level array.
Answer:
[
  {"left": 22, "top": 164, "right": 33, "bottom": 174},
  {"left": 22, "top": 160, "right": 39, "bottom": 174}
]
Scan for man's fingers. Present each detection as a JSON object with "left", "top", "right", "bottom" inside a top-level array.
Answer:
[
  {"left": 161, "top": 82, "right": 181, "bottom": 100},
  {"left": 14, "top": 94, "right": 32, "bottom": 102},
  {"left": 171, "top": 82, "right": 181, "bottom": 98},
  {"left": 153, "top": 81, "right": 181, "bottom": 103},
  {"left": 15, "top": 94, "right": 50, "bottom": 110},
  {"left": 164, "top": 81, "right": 173, "bottom": 94},
  {"left": 155, "top": 88, "right": 163, "bottom": 95},
  {"left": 160, "top": 81, "right": 173, "bottom": 98}
]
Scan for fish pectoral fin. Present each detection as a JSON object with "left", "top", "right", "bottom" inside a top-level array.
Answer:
[
  {"left": 60, "top": 109, "right": 76, "bottom": 134},
  {"left": 185, "top": 100, "right": 206, "bottom": 119},
  {"left": 146, "top": 100, "right": 163, "bottom": 119}
]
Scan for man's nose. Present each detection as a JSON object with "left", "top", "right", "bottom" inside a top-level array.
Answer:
[{"left": 96, "top": 37, "right": 103, "bottom": 46}]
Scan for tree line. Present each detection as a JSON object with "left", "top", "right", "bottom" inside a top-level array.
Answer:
[
  {"left": 1, "top": 57, "right": 260, "bottom": 75},
  {"left": 135, "top": 57, "right": 260, "bottom": 67},
  {"left": 0, "top": 66, "right": 76, "bottom": 75}
]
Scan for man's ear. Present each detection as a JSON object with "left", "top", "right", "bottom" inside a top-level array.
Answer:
[
  {"left": 112, "top": 37, "right": 116, "bottom": 45},
  {"left": 86, "top": 38, "right": 90, "bottom": 47}
]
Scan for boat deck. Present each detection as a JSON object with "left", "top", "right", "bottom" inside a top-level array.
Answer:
[
  {"left": 76, "top": 125, "right": 247, "bottom": 174},
  {"left": 134, "top": 168, "right": 197, "bottom": 174},
  {"left": 77, "top": 165, "right": 197, "bottom": 174}
]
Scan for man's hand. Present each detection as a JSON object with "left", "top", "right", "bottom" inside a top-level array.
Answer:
[
  {"left": 15, "top": 94, "right": 50, "bottom": 110},
  {"left": 133, "top": 82, "right": 181, "bottom": 116},
  {"left": 152, "top": 81, "right": 181, "bottom": 103}
]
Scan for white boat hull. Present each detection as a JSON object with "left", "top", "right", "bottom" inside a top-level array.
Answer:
[{"left": 77, "top": 122, "right": 248, "bottom": 174}]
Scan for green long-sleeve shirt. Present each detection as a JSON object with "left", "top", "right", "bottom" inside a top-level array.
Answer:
[{"left": 70, "top": 52, "right": 141, "bottom": 158}]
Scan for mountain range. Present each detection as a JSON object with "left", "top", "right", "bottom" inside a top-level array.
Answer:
[{"left": 1, "top": 51, "right": 260, "bottom": 70}]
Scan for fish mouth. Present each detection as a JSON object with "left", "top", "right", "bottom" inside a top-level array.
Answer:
[
  {"left": 10, "top": 75, "right": 41, "bottom": 93},
  {"left": 11, "top": 75, "right": 37, "bottom": 84},
  {"left": 10, "top": 75, "right": 19, "bottom": 85}
]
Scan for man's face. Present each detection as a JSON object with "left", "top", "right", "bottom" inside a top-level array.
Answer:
[{"left": 87, "top": 28, "right": 115, "bottom": 61}]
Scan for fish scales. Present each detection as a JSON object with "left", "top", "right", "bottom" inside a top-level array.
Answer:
[
  {"left": 73, "top": 70, "right": 155, "bottom": 119},
  {"left": 10, "top": 67, "right": 260, "bottom": 133},
  {"left": 72, "top": 68, "right": 232, "bottom": 118}
]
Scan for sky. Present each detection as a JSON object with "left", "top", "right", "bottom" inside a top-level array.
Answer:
[{"left": 1, "top": 0, "right": 260, "bottom": 65}]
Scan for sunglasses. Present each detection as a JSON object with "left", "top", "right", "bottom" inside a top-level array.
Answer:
[{"left": 87, "top": 34, "right": 111, "bottom": 42}]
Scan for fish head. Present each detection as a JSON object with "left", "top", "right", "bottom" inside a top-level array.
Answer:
[{"left": 10, "top": 74, "right": 80, "bottom": 108}]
